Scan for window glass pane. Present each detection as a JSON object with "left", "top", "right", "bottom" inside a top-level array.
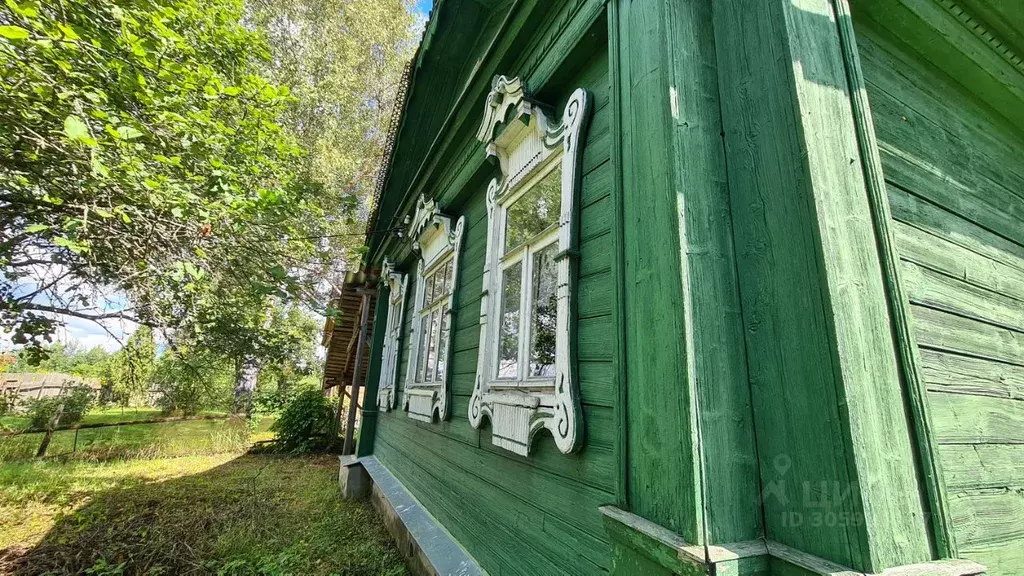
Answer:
[
  {"left": 444, "top": 258, "right": 454, "bottom": 296},
  {"left": 429, "top": 269, "right": 441, "bottom": 307},
  {"left": 504, "top": 167, "right": 561, "bottom": 254},
  {"left": 530, "top": 243, "right": 559, "bottom": 378},
  {"left": 435, "top": 304, "right": 450, "bottom": 383},
  {"left": 423, "top": 271, "right": 434, "bottom": 308},
  {"left": 416, "top": 315, "right": 429, "bottom": 382},
  {"left": 439, "top": 259, "right": 449, "bottom": 297},
  {"left": 425, "top": 310, "right": 439, "bottom": 382},
  {"left": 497, "top": 261, "right": 522, "bottom": 379}
]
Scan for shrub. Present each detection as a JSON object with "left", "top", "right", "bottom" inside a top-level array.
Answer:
[
  {"left": 270, "top": 390, "right": 336, "bottom": 453},
  {"left": 26, "top": 385, "right": 95, "bottom": 429},
  {"left": 0, "top": 389, "right": 18, "bottom": 418}
]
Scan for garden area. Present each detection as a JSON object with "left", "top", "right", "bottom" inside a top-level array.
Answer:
[
  {"left": 0, "top": 397, "right": 400, "bottom": 575},
  {"left": 0, "top": 453, "right": 405, "bottom": 575}
]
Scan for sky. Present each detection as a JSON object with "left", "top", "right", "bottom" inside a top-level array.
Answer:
[
  {"left": 413, "top": 0, "right": 432, "bottom": 18},
  {"left": 1, "top": 258, "right": 137, "bottom": 353}
]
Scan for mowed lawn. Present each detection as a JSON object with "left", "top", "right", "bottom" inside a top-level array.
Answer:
[
  {"left": 0, "top": 410, "right": 274, "bottom": 462},
  {"left": 0, "top": 453, "right": 407, "bottom": 575},
  {"left": 0, "top": 408, "right": 405, "bottom": 575}
]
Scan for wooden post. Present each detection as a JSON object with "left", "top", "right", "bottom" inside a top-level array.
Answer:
[
  {"left": 342, "top": 288, "right": 373, "bottom": 455},
  {"left": 356, "top": 290, "right": 389, "bottom": 458}
]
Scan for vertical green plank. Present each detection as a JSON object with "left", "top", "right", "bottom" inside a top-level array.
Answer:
[
  {"left": 606, "top": 0, "right": 628, "bottom": 510},
  {"left": 357, "top": 285, "right": 390, "bottom": 458},
  {"left": 712, "top": 0, "right": 934, "bottom": 571},
  {"left": 665, "top": 0, "right": 764, "bottom": 545},
  {"left": 615, "top": 0, "right": 701, "bottom": 544}
]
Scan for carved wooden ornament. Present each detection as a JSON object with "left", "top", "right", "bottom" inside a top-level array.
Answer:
[
  {"left": 402, "top": 196, "right": 465, "bottom": 422},
  {"left": 376, "top": 259, "right": 407, "bottom": 412},
  {"left": 469, "top": 75, "right": 591, "bottom": 456}
]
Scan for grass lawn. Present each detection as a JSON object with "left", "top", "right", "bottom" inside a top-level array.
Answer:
[
  {"left": 0, "top": 453, "right": 407, "bottom": 575},
  {"left": 0, "top": 407, "right": 227, "bottom": 432},
  {"left": 0, "top": 412, "right": 276, "bottom": 462}
]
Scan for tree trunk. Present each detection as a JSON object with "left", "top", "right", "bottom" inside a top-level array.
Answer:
[{"left": 233, "top": 354, "right": 260, "bottom": 417}]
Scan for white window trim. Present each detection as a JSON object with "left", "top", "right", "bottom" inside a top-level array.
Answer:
[
  {"left": 376, "top": 259, "right": 407, "bottom": 412},
  {"left": 469, "top": 76, "right": 591, "bottom": 456},
  {"left": 402, "top": 195, "right": 465, "bottom": 423}
]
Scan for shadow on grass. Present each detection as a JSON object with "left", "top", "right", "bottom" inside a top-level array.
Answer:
[{"left": 1, "top": 454, "right": 407, "bottom": 576}]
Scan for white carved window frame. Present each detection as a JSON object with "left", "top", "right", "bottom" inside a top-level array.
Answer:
[
  {"left": 402, "top": 195, "right": 465, "bottom": 423},
  {"left": 468, "top": 76, "right": 591, "bottom": 456},
  {"left": 376, "top": 259, "right": 407, "bottom": 412}
]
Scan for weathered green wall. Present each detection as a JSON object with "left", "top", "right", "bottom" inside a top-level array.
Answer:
[
  {"left": 372, "top": 5, "right": 618, "bottom": 575},
  {"left": 855, "top": 13, "right": 1024, "bottom": 574}
]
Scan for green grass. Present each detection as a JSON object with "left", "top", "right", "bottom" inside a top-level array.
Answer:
[
  {"left": 0, "top": 453, "right": 407, "bottom": 575},
  {"left": 0, "top": 415, "right": 277, "bottom": 463},
  {"left": 0, "top": 407, "right": 227, "bottom": 431}
]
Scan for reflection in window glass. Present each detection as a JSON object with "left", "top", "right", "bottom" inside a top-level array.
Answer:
[
  {"left": 425, "top": 310, "right": 439, "bottom": 382},
  {"left": 530, "top": 242, "right": 558, "bottom": 378},
  {"left": 435, "top": 304, "right": 450, "bottom": 383},
  {"left": 498, "top": 261, "right": 522, "bottom": 379},
  {"left": 416, "top": 315, "right": 429, "bottom": 380},
  {"left": 504, "top": 167, "right": 561, "bottom": 254},
  {"left": 430, "top": 268, "right": 441, "bottom": 306},
  {"left": 415, "top": 257, "right": 454, "bottom": 385}
]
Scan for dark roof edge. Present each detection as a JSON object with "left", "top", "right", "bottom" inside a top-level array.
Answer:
[{"left": 364, "top": 1, "right": 447, "bottom": 261}]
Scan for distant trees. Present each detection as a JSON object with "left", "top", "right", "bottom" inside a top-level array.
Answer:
[{"left": 8, "top": 341, "right": 112, "bottom": 378}]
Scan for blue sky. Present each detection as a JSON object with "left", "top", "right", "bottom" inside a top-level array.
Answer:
[{"left": 413, "top": 0, "right": 432, "bottom": 17}]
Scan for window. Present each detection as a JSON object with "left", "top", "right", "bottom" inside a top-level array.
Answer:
[
  {"left": 376, "top": 261, "right": 407, "bottom": 412},
  {"left": 414, "top": 257, "right": 454, "bottom": 386},
  {"left": 468, "top": 76, "right": 591, "bottom": 456},
  {"left": 495, "top": 165, "right": 561, "bottom": 383},
  {"left": 402, "top": 196, "right": 465, "bottom": 423}
]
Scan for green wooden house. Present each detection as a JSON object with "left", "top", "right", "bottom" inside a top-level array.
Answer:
[{"left": 341, "top": 0, "right": 1024, "bottom": 574}]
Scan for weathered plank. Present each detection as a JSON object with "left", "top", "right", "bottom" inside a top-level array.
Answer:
[
  {"left": 376, "top": 431, "right": 607, "bottom": 575},
  {"left": 894, "top": 221, "right": 1024, "bottom": 303},
  {"left": 929, "top": 390, "right": 1024, "bottom": 444},
  {"left": 902, "top": 260, "right": 1024, "bottom": 333},
  {"left": 912, "top": 305, "right": 1024, "bottom": 368},
  {"left": 939, "top": 444, "right": 1024, "bottom": 492},
  {"left": 921, "top": 348, "right": 1024, "bottom": 400},
  {"left": 947, "top": 489, "right": 1024, "bottom": 549},
  {"left": 856, "top": 23, "right": 1024, "bottom": 184},
  {"left": 888, "top": 186, "right": 1024, "bottom": 274},
  {"left": 959, "top": 538, "right": 1024, "bottom": 576}
]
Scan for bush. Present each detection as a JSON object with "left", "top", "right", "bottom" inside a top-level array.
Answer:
[
  {"left": 26, "top": 385, "right": 95, "bottom": 429},
  {"left": 0, "top": 389, "right": 18, "bottom": 418},
  {"left": 270, "top": 390, "right": 335, "bottom": 453}
]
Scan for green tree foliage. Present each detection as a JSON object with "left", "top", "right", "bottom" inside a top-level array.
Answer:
[
  {"left": 105, "top": 326, "right": 156, "bottom": 406},
  {"left": 9, "top": 341, "right": 111, "bottom": 377},
  {"left": 2, "top": 0, "right": 417, "bottom": 413},
  {"left": 248, "top": 0, "right": 415, "bottom": 246},
  {"left": 0, "top": 0, "right": 324, "bottom": 358},
  {"left": 150, "top": 345, "right": 234, "bottom": 415}
]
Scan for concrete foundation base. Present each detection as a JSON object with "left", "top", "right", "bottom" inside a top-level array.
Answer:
[{"left": 338, "top": 455, "right": 371, "bottom": 500}]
